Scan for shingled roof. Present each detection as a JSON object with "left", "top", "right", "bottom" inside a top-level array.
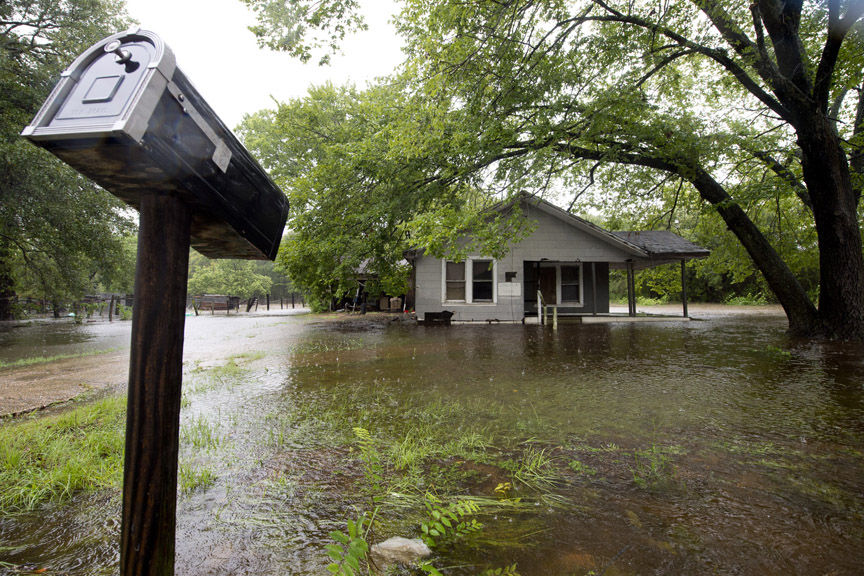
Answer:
[{"left": 610, "top": 231, "right": 710, "bottom": 258}]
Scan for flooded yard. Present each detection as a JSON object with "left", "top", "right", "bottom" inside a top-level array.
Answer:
[{"left": 1, "top": 309, "right": 863, "bottom": 575}]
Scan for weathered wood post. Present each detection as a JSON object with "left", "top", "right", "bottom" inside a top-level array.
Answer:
[
  {"left": 121, "top": 192, "right": 190, "bottom": 575},
  {"left": 626, "top": 261, "right": 636, "bottom": 317},
  {"left": 23, "top": 28, "right": 288, "bottom": 576},
  {"left": 681, "top": 259, "right": 688, "bottom": 318}
]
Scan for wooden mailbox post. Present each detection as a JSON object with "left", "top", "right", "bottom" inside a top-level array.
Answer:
[{"left": 22, "top": 28, "right": 288, "bottom": 575}]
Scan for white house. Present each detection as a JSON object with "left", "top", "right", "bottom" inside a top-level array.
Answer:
[{"left": 407, "top": 194, "right": 709, "bottom": 323}]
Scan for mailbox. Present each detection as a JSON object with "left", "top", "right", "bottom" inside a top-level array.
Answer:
[{"left": 22, "top": 27, "right": 287, "bottom": 260}]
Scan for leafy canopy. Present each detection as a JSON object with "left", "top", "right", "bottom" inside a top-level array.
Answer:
[{"left": 1, "top": 0, "right": 137, "bottom": 312}]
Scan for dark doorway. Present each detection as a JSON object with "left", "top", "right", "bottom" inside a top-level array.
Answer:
[{"left": 539, "top": 267, "right": 556, "bottom": 305}]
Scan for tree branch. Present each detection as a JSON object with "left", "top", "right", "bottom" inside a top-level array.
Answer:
[
  {"left": 748, "top": 148, "right": 812, "bottom": 210},
  {"left": 814, "top": 0, "right": 864, "bottom": 111},
  {"left": 586, "top": 2, "right": 793, "bottom": 121},
  {"left": 546, "top": 137, "right": 818, "bottom": 328}
]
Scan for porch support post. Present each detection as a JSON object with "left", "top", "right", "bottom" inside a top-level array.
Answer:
[
  {"left": 591, "top": 262, "right": 597, "bottom": 316},
  {"left": 681, "top": 259, "right": 688, "bottom": 318},
  {"left": 626, "top": 262, "right": 636, "bottom": 317}
]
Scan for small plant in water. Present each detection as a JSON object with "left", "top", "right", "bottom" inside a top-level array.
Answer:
[
  {"left": 178, "top": 461, "right": 216, "bottom": 495},
  {"left": 325, "top": 513, "right": 370, "bottom": 576},
  {"left": 568, "top": 459, "right": 597, "bottom": 477},
  {"left": 181, "top": 415, "right": 220, "bottom": 450},
  {"left": 494, "top": 481, "right": 513, "bottom": 499},
  {"left": 508, "top": 446, "right": 561, "bottom": 490},
  {"left": 353, "top": 427, "right": 386, "bottom": 501},
  {"left": 631, "top": 444, "right": 677, "bottom": 489},
  {"left": 420, "top": 492, "right": 482, "bottom": 548}
]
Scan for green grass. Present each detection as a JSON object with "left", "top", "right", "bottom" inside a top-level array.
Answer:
[
  {"left": 181, "top": 415, "right": 220, "bottom": 450},
  {"left": 178, "top": 461, "right": 216, "bottom": 495},
  {"left": 631, "top": 444, "right": 683, "bottom": 489},
  {"left": 0, "top": 396, "right": 126, "bottom": 515},
  {"left": 507, "top": 446, "right": 562, "bottom": 490},
  {"left": 0, "top": 348, "right": 119, "bottom": 369}
]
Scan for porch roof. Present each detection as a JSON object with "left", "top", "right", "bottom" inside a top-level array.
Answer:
[{"left": 610, "top": 231, "right": 710, "bottom": 269}]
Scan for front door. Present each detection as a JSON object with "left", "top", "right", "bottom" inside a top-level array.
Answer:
[{"left": 538, "top": 267, "right": 556, "bottom": 306}]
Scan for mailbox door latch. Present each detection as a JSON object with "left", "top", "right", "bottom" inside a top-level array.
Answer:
[{"left": 166, "top": 81, "right": 231, "bottom": 173}]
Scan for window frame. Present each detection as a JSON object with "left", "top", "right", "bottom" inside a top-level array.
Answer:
[
  {"left": 443, "top": 260, "right": 466, "bottom": 302},
  {"left": 441, "top": 258, "right": 497, "bottom": 304},
  {"left": 557, "top": 263, "right": 583, "bottom": 306}
]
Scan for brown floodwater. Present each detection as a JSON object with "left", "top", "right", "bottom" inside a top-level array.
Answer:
[{"left": 1, "top": 309, "right": 863, "bottom": 575}]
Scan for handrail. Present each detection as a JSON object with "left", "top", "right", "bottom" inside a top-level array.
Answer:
[{"left": 537, "top": 289, "right": 557, "bottom": 329}]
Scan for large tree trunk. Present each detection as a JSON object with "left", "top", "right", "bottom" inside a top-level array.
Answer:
[
  {"left": 687, "top": 165, "right": 823, "bottom": 336},
  {"left": 798, "top": 118, "right": 864, "bottom": 340},
  {"left": 559, "top": 142, "right": 826, "bottom": 336}
]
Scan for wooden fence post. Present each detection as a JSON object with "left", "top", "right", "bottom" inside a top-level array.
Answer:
[{"left": 120, "top": 193, "right": 191, "bottom": 576}]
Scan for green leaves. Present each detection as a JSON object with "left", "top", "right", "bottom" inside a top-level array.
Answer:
[
  {"left": 239, "top": 81, "right": 488, "bottom": 308},
  {"left": 241, "top": 0, "right": 367, "bottom": 64},
  {"left": 187, "top": 257, "right": 274, "bottom": 300},
  {"left": 325, "top": 513, "right": 370, "bottom": 576},
  {"left": 420, "top": 492, "right": 482, "bottom": 549},
  {"left": 1, "top": 0, "right": 136, "bottom": 315}
]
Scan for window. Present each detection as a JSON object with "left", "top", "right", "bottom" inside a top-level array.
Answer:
[
  {"left": 472, "top": 260, "right": 494, "bottom": 301},
  {"left": 560, "top": 264, "right": 582, "bottom": 303},
  {"left": 445, "top": 261, "right": 465, "bottom": 301},
  {"left": 442, "top": 259, "right": 497, "bottom": 303}
]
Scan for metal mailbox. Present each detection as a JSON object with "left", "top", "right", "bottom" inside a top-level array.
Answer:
[{"left": 22, "top": 27, "right": 287, "bottom": 260}]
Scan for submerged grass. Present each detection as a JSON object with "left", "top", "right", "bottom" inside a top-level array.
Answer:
[
  {"left": 178, "top": 461, "right": 217, "bottom": 495},
  {"left": 181, "top": 414, "right": 221, "bottom": 450},
  {"left": 0, "top": 396, "right": 126, "bottom": 515},
  {"left": 0, "top": 347, "right": 119, "bottom": 369}
]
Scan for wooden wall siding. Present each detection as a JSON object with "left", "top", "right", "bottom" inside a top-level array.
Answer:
[{"left": 414, "top": 204, "right": 624, "bottom": 322}]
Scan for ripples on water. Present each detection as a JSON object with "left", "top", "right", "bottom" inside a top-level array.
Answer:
[{"left": 1, "top": 311, "right": 862, "bottom": 575}]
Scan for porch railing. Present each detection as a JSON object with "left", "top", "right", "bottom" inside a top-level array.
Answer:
[{"left": 537, "top": 290, "right": 557, "bottom": 329}]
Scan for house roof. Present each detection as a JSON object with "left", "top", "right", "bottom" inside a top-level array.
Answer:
[{"left": 407, "top": 192, "right": 710, "bottom": 267}]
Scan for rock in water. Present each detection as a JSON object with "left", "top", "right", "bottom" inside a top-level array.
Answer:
[{"left": 370, "top": 537, "right": 432, "bottom": 566}]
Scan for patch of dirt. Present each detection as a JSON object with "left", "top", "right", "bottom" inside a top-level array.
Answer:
[{"left": 0, "top": 351, "right": 128, "bottom": 417}]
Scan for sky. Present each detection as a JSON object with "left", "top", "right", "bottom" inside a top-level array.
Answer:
[{"left": 123, "top": 0, "right": 404, "bottom": 128}]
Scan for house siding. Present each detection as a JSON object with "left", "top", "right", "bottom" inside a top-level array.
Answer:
[{"left": 414, "top": 204, "right": 629, "bottom": 322}]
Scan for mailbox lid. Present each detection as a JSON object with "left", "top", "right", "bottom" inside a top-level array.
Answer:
[{"left": 22, "top": 28, "right": 175, "bottom": 143}]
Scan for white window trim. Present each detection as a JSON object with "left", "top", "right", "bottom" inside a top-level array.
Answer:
[
  {"left": 441, "top": 258, "right": 498, "bottom": 305},
  {"left": 557, "top": 262, "right": 583, "bottom": 306},
  {"left": 442, "top": 259, "right": 466, "bottom": 303}
]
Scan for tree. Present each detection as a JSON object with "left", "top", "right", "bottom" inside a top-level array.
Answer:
[
  {"left": 241, "top": 0, "right": 367, "bottom": 64},
  {"left": 390, "top": 0, "right": 864, "bottom": 338},
  {"left": 187, "top": 255, "right": 273, "bottom": 301},
  {"left": 246, "top": 1, "right": 864, "bottom": 339},
  {"left": 239, "top": 82, "right": 500, "bottom": 309},
  {"left": 1, "top": 0, "right": 135, "bottom": 319}
]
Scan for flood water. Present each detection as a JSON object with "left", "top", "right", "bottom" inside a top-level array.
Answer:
[{"left": 1, "top": 310, "right": 863, "bottom": 575}]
